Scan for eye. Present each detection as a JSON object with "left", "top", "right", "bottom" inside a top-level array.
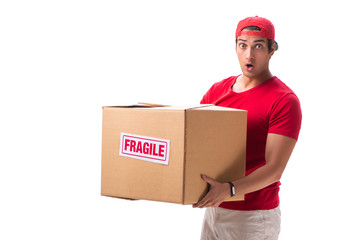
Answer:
[
  {"left": 255, "top": 44, "right": 263, "bottom": 49},
  {"left": 238, "top": 43, "right": 246, "bottom": 48}
]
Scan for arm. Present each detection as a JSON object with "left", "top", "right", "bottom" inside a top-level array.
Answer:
[{"left": 193, "top": 133, "right": 297, "bottom": 208}]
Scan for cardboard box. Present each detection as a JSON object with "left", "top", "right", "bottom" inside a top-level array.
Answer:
[{"left": 101, "top": 104, "right": 247, "bottom": 204}]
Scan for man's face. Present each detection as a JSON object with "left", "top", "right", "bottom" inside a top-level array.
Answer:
[{"left": 235, "top": 34, "right": 275, "bottom": 79}]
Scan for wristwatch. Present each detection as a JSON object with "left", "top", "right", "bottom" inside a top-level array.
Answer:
[{"left": 228, "top": 182, "right": 235, "bottom": 197}]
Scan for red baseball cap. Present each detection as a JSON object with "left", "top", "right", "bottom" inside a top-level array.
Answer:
[{"left": 236, "top": 16, "right": 278, "bottom": 50}]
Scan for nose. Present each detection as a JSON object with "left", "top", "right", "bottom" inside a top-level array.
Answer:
[{"left": 246, "top": 48, "right": 254, "bottom": 61}]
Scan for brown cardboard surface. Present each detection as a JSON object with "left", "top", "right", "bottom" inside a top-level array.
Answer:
[
  {"left": 183, "top": 108, "right": 246, "bottom": 204},
  {"left": 101, "top": 104, "right": 247, "bottom": 204},
  {"left": 101, "top": 107, "right": 186, "bottom": 203}
]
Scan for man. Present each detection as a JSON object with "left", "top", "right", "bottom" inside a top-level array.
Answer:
[{"left": 193, "top": 16, "right": 302, "bottom": 240}]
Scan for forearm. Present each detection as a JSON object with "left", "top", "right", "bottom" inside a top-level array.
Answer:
[
  {"left": 232, "top": 163, "right": 282, "bottom": 196},
  {"left": 233, "top": 133, "right": 296, "bottom": 196},
  {"left": 192, "top": 164, "right": 283, "bottom": 208},
  {"left": 193, "top": 134, "right": 296, "bottom": 208}
]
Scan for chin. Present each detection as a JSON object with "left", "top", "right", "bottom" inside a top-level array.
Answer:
[{"left": 242, "top": 71, "right": 258, "bottom": 79}]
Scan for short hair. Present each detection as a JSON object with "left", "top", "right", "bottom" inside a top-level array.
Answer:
[{"left": 235, "top": 26, "right": 275, "bottom": 53}]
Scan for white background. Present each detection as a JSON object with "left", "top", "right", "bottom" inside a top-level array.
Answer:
[{"left": 1, "top": 0, "right": 359, "bottom": 239}]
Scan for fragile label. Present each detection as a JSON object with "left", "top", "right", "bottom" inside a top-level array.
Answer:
[{"left": 119, "top": 133, "right": 170, "bottom": 165}]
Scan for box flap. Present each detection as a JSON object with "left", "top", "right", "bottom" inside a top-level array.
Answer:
[
  {"left": 184, "top": 104, "right": 214, "bottom": 110},
  {"left": 103, "top": 104, "right": 216, "bottom": 110},
  {"left": 150, "top": 104, "right": 214, "bottom": 111},
  {"left": 137, "top": 102, "right": 171, "bottom": 107},
  {"left": 190, "top": 105, "right": 246, "bottom": 112},
  {"left": 103, "top": 102, "right": 170, "bottom": 109}
]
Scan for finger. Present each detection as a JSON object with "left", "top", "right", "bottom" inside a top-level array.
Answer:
[
  {"left": 193, "top": 198, "right": 208, "bottom": 208},
  {"left": 196, "top": 197, "right": 219, "bottom": 208},
  {"left": 193, "top": 194, "right": 211, "bottom": 208}
]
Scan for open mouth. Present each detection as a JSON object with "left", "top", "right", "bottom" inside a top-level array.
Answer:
[{"left": 245, "top": 63, "right": 254, "bottom": 71}]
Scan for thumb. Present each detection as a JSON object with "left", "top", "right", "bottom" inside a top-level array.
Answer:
[{"left": 201, "top": 174, "right": 216, "bottom": 184}]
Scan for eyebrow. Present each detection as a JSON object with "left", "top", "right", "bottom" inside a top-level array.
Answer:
[{"left": 237, "top": 38, "right": 265, "bottom": 43}]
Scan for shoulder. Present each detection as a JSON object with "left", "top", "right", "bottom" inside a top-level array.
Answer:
[
  {"left": 210, "top": 75, "right": 237, "bottom": 91},
  {"left": 200, "top": 75, "right": 237, "bottom": 104},
  {"left": 272, "top": 78, "right": 300, "bottom": 106},
  {"left": 270, "top": 77, "right": 298, "bottom": 97},
  {"left": 260, "top": 77, "right": 300, "bottom": 106},
  {"left": 267, "top": 79, "right": 302, "bottom": 140}
]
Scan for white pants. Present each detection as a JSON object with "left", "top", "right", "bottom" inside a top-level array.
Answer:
[{"left": 200, "top": 206, "right": 281, "bottom": 240}]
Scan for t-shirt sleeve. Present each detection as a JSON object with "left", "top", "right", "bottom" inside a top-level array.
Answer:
[
  {"left": 200, "top": 76, "right": 236, "bottom": 104},
  {"left": 268, "top": 93, "right": 302, "bottom": 141},
  {"left": 200, "top": 84, "right": 214, "bottom": 104}
]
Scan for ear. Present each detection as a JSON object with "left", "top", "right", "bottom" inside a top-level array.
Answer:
[{"left": 269, "top": 42, "right": 276, "bottom": 57}]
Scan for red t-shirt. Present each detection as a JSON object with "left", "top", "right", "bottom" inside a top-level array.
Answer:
[{"left": 200, "top": 75, "right": 302, "bottom": 210}]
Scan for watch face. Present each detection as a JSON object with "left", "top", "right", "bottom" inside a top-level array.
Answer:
[{"left": 229, "top": 182, "right": 235, "bottom": 197}]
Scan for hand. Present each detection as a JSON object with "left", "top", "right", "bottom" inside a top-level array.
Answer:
[{"left": 192, "top": 175, "right": 229, "bottom": 208}]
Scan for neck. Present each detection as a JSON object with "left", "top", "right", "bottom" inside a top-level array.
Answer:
[
  {"left": 233, "top": 70, "right": 273, "bottom": 93},
  {"left": 243, "top": 70, "right": 272, "bottom": 85}
]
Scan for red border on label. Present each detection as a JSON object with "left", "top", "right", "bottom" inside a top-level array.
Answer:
[{"left": 121, "top": 134, "right": 169, "bottom": 162}]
